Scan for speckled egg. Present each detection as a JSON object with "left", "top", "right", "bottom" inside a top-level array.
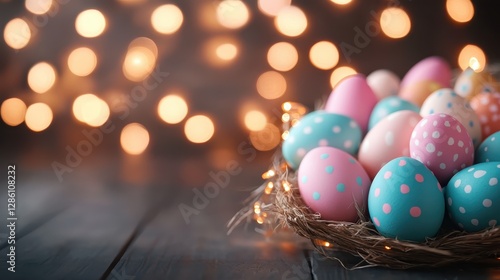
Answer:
[
  {"left": 366, "top": 69, "right": 400, "bottom": 100},
  {"left": 282, "top": 110, "right": 362, "bottom": 170},
  {"left": 470, "top": 92, "right": 500, "bottom": 139},
  {"left": 410, "top": 114, "right": 474, "bottom": 184},
  {"left": 445, "top": 162, "right": 500, "bottom": 232},
  {"left": 420, "top": 88, "right": 482, "bottom": 147},
  {"left": 399, "top": 56, "right": 451, "bottom": 106},
  {"left": 454, "top": 67, "right": 499, "bottom": 100},
  {"left": 359, "top": 110, "right": 422, "bottom": 179},
  {"left": 475, "top": 131, "right": 500, "bottom": 163},
  {"left": 368, "top": 96, "right": 420, "bottom": 130},
  {"left": 325, "top": 74, "right": 378, "bottom": 133},
  {"left": 298, "top": 147, "right": 371, "bottom": 222},
  {"left": 368, "top": 157, "right": 445, "bottom": 242}
]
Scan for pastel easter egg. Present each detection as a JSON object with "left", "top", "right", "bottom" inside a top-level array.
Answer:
[
  {"left": 475, "top": 131, "right": 500, "bottom": 163},
  {"left": 282, "top": 110, "right": 362, "bottom": 170},
  {"left": 399, "top": 56, "right": 451, "bottom": 106},
  {"left": 470, "top": 92, "right": 500, "bottom": 139},
  {"left": 368, "top": 96, "right": 420, "bottom": 130},
  {"left": 420, "top": 88, "right": 482, "bottom": 147},
  {"left": 445, "top": 162, "right": 500, "bottom": 232},
  {"left": 454, "top": 67, "right": 499, "bottom": 100},
  {"left": 359, "top": 110, "right": 422, "bottom": 179},
  {"left": 410, "top": 114, "right": 474, "bottom": 184},
  {"left": 368, "top": 157, "right": 445, "bottom": 242},
  {"left": 324, "top": 74, "right": 378, "bottom": 133},
  {"left": 298, "top": 147, "right": 371, "bottom": 222},
  {"left": 366, "top": 69, "right": 400, "bottom": 100}
]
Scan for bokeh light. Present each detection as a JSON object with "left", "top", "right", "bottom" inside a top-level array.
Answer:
[
  {"left": 129, "top": 37, "right": 158, "bottom": 59},
  {"left": 256, "top": 71, "right": 287, "bottom": 100},
  {"left": 3, "top": 18, "right": 31, "bottom": 50},
  {"left": 458, "top": 44, "right": 486, "bottom": 72},
  {"left": 309, "top": 41, "right": 339, "bottom": 70},
  {"left": 446, "top": 0, "right": 474, "bottom": 23},
  {"left": 120, "top": 123, "right": 150, "bottom": 155},
  {"left": 267, "top": 42, "right": 298, "bottom": 72},
  {"left": 1, "top": 98, "right": 27, "bottom": 126},
  {"left": 75, "top": 9, "right": 106, "bottom": 38},
  {"left": 67, "top": 47, "right": 97, "bottom": 77},
  {"left": 123, "top": 46, "right": 156, "bottom": 82},
  {"left": 215, "top": 43, "right": 238, "bottom": 61},
  {"left": 274, "top": 6, "right": 307, "bottom": 37},
  {"left": 25, "top": 0, "right": 52, "bottom": 15},
  {"left": 249, "top": 123, "right": 281, "bottom": 151},
  {"left": 27, "top": 62, "right": 56, "bottom": 94},
  {"left": 258, "top": 0, "right": 291, "bottom": 17},
  {"left": 184, "top": 115, "right": 215, "bottom": 144},
  {"left": 25, "top": 102, "right": 53, "bottom": 132},
  {"left": 244, "top": 110, "right": 267, "bottom": 131},
  {"left": 330, "top": 66, "right": 357, "bottom": 88},
  {"left": 330, "top": 0, "right": 352, "bottom": 5},
  {"left": 380, "top": 8, "right": 411, "bottom": 39},
  {"left": 151, "top": 4, "right": 184, "bottom": 34},
  {"left": 72, "top": 93, "right": 110, "bottom": 127},
  {"left": 216, "top": 0, "right": 250, "bottom": 29},
  {"left": 157, "top": 94, "right": 188, "bottom": 124}
]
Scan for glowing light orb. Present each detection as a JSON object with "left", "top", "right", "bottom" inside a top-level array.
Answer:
[
  {"left": 274, "top": 6, "right": 307, "bottom": 37},
  {"left": 121, "top": 123, "right": 150, "bottom": 155},
  {"left": 157, "top": 94, "right": 188, "bottom": 124},
  {"left": 72, "top": 94, "right": 110, "bottom": 127},
  {"left": 258, "top": 0, "right": 291, "bottom": 17},
  {"left": 244, "top": 110, "right": 267, "bottom": 131},
  {"left": 151, "top": 4, "right": 184, "bottom": 34},
  {"left": 216, "top": 0, "right": 250, "bottom": 29},
  {"left": 25, "top": 102, "right": 53, "bottom": 132},
  {"left": 27, "top": 62, "right": 56, "bottom": 94},
  {"left": 25, "top": 0, "right": 52, "bottom": 15},
  {"left": 3, "top": 18, "right": 31, "bottom": 50},
  {"left": 1, "top": 98, "right": 26, "bottom": 126},
  {"left": 309, "top": 41, "right": 339, "bottom": 70},
  {"left": 380, "top": 8, "right": 411, "bottom": 39},
  {"left": 267, "top": 42, "right": 298, "bottom": 72},
  {"left": 446, "top": 0, "right": 474, "bottom": 23},
  {"left": 330, "top": 66, "right": 357, "bottom": 88},
  {"left": 256, "top": 71, "right": 287, "bottom": 100},
  {"left": 67, "top": 47, "right": 97, "bottom": 77},
  {"left": 215, "top": 43, "right": 238, "bottom": 61},
  {"left": 75, "top": 9, "right": 106, "bottom": 38},
  {"left": 184, "top": 115, "right": 215, "bottom": 143},
  {"left": 458, "top": 44, "right": 486, "bottom": 72}
]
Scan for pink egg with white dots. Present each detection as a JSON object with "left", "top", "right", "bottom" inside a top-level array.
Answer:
[
  {"left": 298, "top": 146, "right": 371, "bottom": 222},
  {"left": 410, "top": 113, "right": 474, "bottom": 184}
]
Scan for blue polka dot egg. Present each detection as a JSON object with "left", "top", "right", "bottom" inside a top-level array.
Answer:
[
  {"left": 368, "top": 157, "right": 445, "bottom": 242},
  {"left": 282, "top": 110, "right": 362, "bottom": 170},
  {"left": 298, "top": 147, "right": 371, "bottom": 222},
  {"left": 368, "top": 96, "right": 420, "bottom": 130},
  {"left": 475, "top": 131, "right": 500, "bottom": 163},
  {"left": 445, "top": 162, "right": 500, "bottom": 232}
]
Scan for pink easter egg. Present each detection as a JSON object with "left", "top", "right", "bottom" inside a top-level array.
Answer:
[
  {"left": 324, "top": 74, "right": 378, "bottom": 133},
  {"left": 298, "top": 146, "right": 371, "bottom": 222},
  {"left": 358, "top": 110, "right": 422, "bottom": 179},
  {"left": 410, "top": 114, "right": 474, "bottom": 184}
]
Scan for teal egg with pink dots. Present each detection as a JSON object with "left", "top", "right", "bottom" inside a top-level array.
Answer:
[
  {"left": 445, "top": 162, "right": 500, "bottom": 232},
  {"left": 475, "top": 131, "right": 500, "bottom": 163},
  {"left": 282, "top": 110, "right": 362, "bottom": 170},
  {"left": 368, "top": 157, "right": 445, "bottom": 242},
  {"left": 298, "top": 147, "right": 371, "bottom": 222}
]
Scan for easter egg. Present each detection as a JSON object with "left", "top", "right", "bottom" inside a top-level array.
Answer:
[
  {"left": 420, "top": 88, "right": 482, "bottom": 147},
  {"left": 366, "top": 69, "right": 400, "bottom": 100},
  {"left": 470, "top": 92, "right": 500, "bottom": 139},
  {"left": 454, "top": 67, "right": 499, "bottom": 100},
  {"left": 399, "top": 56, "right": 451, "bottom": 106},
  {"left": 475, "top": 131, "right": 500, "bottom": 163},
  {"left": 298, "top": 147, "right": 371, "bottom": 222},
  {"left": 324, "top": 74, "right": 378, "bottom": 133},
  {"left": 368, "top": 157, "right": 445, "bottom": 242},
  {"left": 410, "top": 114, "right": 474, "bottom": 184},
  {"left": 445, "top": 162, "right": 500, "bottom": 232},
  {"left": 359, "top": 110, "right": 421, "bottom": 179},
  {"left": 368, "top": 96, "right": 420, "bottom": 130},
  {"left": 282, "top": 110, "right": 362, "bottom": 170}
]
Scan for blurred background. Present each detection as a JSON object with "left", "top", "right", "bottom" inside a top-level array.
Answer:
[{"left": 0, "top": 0, "right": 498, "bottom": 185}]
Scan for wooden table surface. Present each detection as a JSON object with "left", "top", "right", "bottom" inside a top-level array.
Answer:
[{"left": 0, "top": 156, "right": 498, "bottom": 280}]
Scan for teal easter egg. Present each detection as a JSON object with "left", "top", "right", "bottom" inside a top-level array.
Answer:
[
  {"left": 475, "top": 131, "right": 500, "bottom": 163},
  {"left": 368, "top": 157, "right": 445, "bottom": 242},
  {"left": 282, "top": 110, "right": 362, "bottom": 170},
  {"left": 445, "top": 162, "right": 500, "bottom": 232},
  {"left": 368, "top": 96, "right": 420, "bottom": 130}
]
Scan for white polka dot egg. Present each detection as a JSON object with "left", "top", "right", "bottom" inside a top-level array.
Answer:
[
  {"left": 475, "top": 131, "right": 500, "bottom": 163},
  {"left": 282, "top": 110, "right": 362, "bottom": 170},
  {"left": 445, "top": 162, "right": 500, "bottom": 232},
  {"left": 410, "top": 113, "right": 474, "bottom": 185},
  {"left": 368, "top": 157, "right": 445, "bottom": 242},
  {"left": 298, "top": 147, "right": 371, "bottom": 222}
]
